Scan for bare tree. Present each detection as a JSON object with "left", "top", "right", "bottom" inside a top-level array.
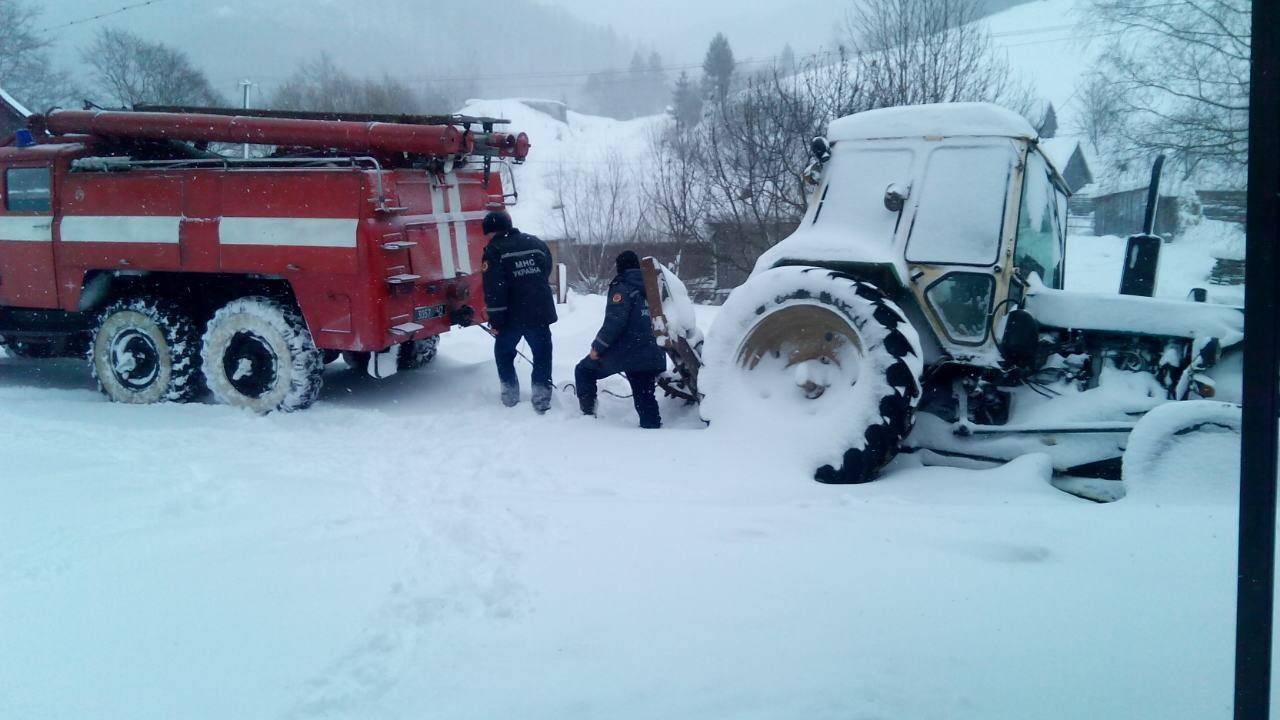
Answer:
[
  {"left": 82, "top": 28, "right": 224, "bottom": 108},
  {"left": 1074, "top": 71, "right": 1123, "bottom": 148},
  {"left": 846, "top": 0, "right": 1030, "bottom": 112},
  {"left": 644, "top": 125, "right": 712, "bottom": 269},
  {"left": 650, "top": 51, "right": 863, "bottom": 278},
  {"left": 0, "top": 0, "right": 75, "bottom": 111},
  {"left": 551, "top": 151, "right": 651, "bottom": 292},
  {"left": 646, "top": 0, "right": 1031, "bottom": 288},
  {"left": 270, "top": 54, "right": 427, "bottom": 114},
  {"left": 1090, "top": 0, "right": 1249, "bottom": 181}
]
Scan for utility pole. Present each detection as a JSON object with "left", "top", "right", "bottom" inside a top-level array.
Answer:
[{"left": 239, "top": 79, "right": 254, "bottom": 159}]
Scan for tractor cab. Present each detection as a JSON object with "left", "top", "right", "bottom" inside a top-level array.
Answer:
[{"left": 758, "top": 102, "right": 1070, "bottom": 367}]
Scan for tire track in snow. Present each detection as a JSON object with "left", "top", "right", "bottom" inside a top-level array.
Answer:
[{"left": 280, "top": 414, "right": 532, "bottom": 718}]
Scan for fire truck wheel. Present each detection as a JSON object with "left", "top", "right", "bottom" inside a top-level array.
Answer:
[
  {"left": 321, "top": 350, "right": 341, "bottom": 365},
  {"left": 89, "top": 298, "right": 203, "bottom": 404},
  {"left": 341, "top": 351, "right": 370, "bottom": 373},
  {"left": 397, "top": 337, "right": 440, "bottom": 371},
  {"left": 201, "top": 297, "right": 324, "bottom": 412}
]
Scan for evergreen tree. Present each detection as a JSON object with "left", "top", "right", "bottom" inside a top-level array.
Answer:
[
  {"left": 670, "top": 70, "right": 703, "bottom": 128},
  {"left": 645, "top": 51, "right": 667, "bottom": 113},
  {"left": 778, "top": 44, "right": 797, "bottom": 76},
  {"left": 702, "top": 33, "right": 735, "bottom": 103},
  {"left": 627, "top": 51, "right": 647, "bottom": 118}
]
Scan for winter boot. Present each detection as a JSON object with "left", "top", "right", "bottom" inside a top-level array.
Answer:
[
  {"left": 630, "top": 372, "right": 662, "bottom": 429},
  {"left": 578, "top": 393, "right": 596, "bottom": 416},
  {"left": 531, "top": 383, "right": 552, "bottom": 414},
  {"left": 500, "top": 382, "right": 520, "bottom": 408}
]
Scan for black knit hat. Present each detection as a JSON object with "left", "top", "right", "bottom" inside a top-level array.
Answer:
[
  {"left": 615, "top": 250, "right": 641, "bottom": 273},
  {"left": 482, "top": 210, "right": 512, "bottom": 235}
]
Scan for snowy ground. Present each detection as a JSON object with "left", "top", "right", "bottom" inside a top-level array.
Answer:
[{"left": 0, "top": 235, "right": 1252, "bottom": 719}]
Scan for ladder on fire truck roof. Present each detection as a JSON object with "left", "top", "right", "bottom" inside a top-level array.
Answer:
[{"left": 134, "top": 105, "right": 512, "bottom": 132}]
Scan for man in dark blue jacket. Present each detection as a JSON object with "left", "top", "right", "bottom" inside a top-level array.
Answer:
[
  {"left": 575, "top": 251, "right": 665, "bottom": 428},
  {"left": 481, "top": 210, "right": 558, "bottom": 413}
]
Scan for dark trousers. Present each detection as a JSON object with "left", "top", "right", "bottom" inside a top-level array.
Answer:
[
  {"left": 575, "top": 359, "right": 661, "bottom": 428},
  {"left": 494, "top": 324, "right": 553, "bottom": 389}
]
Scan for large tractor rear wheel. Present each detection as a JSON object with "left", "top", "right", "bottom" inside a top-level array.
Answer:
[
  {"left": 701, "top": 266, "right": 923, "bottom": 484},
  {"left": 201, "top": 297, "right": 324, "bottom": 412}
]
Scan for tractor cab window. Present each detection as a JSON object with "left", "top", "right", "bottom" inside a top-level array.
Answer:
[
  {"left": 4, "top": 167, "right": 51, "bottom": 213},
  {"left": 1013, "top": 150, "right": 1064, "bottom": 288},
  {"left": 905, "top": 143, "right": 1013, "bottom": 267},
  {"left": 815, "top": 146, "right": 915, "bottom": 252},
  {"left": 926, "top": 272, "right": 995, "bottom": 344}
]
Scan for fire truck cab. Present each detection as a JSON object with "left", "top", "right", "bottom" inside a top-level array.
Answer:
[{"left": 0, "top": 102, "right": 529, "bottom": 411}]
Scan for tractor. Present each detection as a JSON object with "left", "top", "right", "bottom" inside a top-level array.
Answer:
[{"left": 646, "top": 102, "right": 1242, "bottom": 487}]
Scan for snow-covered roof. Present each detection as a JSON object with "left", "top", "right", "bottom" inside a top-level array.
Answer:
[
  {"left": 0, "top": 86, "right": 30, "bottom": 118},
  {"left": 827, "top": 103, "right": 1036, "bottom": 142},
  {"left": 1039, "top": 137, "right": 1080, "bottom": 171}
]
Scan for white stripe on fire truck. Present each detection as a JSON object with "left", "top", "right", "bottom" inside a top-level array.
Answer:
[
  {"left": 430, "top": 184, "right": 457, "bottom": 277},
  {"left": 0, "top": 216, "right": 53, "bottom": 242},
  {"left": 60, "top": 215, "right": 181, "bottom": 244},
  {"left": 446, "top": 179, "right": 472, "bottom": 274},
  {"left": 219, "top": 217, "right": 358, "bottom": 248}
]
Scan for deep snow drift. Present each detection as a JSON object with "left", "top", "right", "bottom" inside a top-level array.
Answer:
[{"left": 0, "top": 228, "right": 1249, "bottom": 717}]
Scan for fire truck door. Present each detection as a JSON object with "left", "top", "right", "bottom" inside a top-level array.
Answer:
[{"left": 0, "top": 164, "right": 58, "bottom": 308}]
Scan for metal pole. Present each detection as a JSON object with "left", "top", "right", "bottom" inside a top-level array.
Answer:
[
  {"left": 1235, "top": 2, "right": 1279, "bottom": 717},
  {"left": 239, "top": 79, "right": 253, "bottom": 160}
]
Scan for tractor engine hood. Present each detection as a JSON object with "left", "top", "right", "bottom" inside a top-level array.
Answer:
[{"left": 1024, "top": 278, "right": 1244, "bottom": 347}]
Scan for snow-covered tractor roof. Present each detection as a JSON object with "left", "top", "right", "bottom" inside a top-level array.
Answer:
[{"left": 827, "top": 102, "right": 1036, "bottom": 142}]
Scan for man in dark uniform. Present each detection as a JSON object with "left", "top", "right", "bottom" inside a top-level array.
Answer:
[
  {"left": 575, "top": 251, "right": 665, "bottom": 428},
  {"left": 481, "top": 210, "right": 558, "bottom": 413}
]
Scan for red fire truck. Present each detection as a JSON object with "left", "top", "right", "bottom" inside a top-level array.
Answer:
[{"left": 0, "top": 102, "right": 529, "bottom": 411}]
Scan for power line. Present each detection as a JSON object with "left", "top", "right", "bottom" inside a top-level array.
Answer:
[{"left": 39, "top": 0, "right": 180, "bottom": 33}]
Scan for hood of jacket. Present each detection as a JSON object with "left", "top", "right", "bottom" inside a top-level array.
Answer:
[{"left": 615, "top": 267, "right": 647, "bottom": 293}]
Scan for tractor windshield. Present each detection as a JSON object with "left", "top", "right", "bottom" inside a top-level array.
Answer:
[{"left": 905, "top": 143, "right": 1015, "bottom": 267}]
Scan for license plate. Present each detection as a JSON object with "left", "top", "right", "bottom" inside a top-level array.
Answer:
[{"left": 414, "top": 305, "right": 445, "bottom": 321}]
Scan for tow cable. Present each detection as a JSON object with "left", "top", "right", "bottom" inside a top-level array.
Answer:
[{"left": 479, "top": 323, "right": 634, "bottom": 399}]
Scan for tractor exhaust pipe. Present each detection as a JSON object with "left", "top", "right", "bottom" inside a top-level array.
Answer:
[{"left": 1142, "top": 154, "right": 1166, "bottom": 235}]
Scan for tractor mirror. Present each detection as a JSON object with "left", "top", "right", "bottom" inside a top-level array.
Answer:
[
  {"left": 998, "top": 309, "right": 1040, "bottom": 369},
  {"left": 810, "top": 136, "right": 831, "bottom": 163},
  {"left": 1119, "top": 233, "right": 1161, "bottom": 297}
]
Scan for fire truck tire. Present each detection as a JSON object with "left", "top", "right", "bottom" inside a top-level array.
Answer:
[
  {"left": 341, "top": 351, "right": 370, "bottom": 372},
  {"left": 397, "top": 337, "right": 440, "bottom": 371},
  {"left": 201, "top": 297, "right": 324, "bottom": 412},
  {"left": 89, "top": 298, "right": 203, "bottom": 404},
  {"left": 700, "top": 267, "right": 924, "bottom": 484}
]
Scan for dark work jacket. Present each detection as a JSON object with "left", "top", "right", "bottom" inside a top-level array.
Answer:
[
  {"left": 590, "top": 268, "right": 666, "bottom": 375},
  {"left": 481, "top": 228, "right": 558, "bottom": 329}
]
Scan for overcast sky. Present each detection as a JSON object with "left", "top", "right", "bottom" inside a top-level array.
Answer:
[
  {"left": 33, "top": 0, "right": 854, "bottom": 110},
  {"left": 546, "top": 0, "right": 849, "bottom": 63}
]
